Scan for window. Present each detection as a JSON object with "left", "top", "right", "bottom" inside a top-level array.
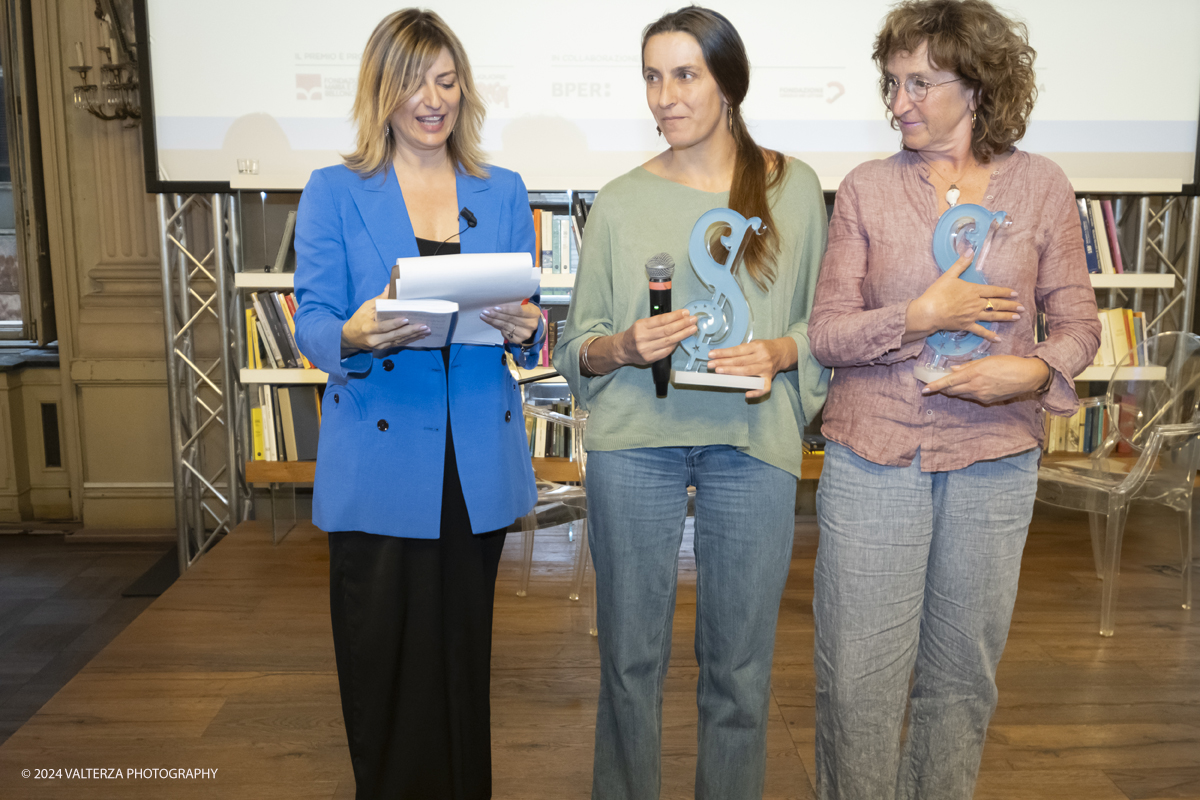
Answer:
[{"left": 0, "top": 0, "right": 54, "bottom": 344}]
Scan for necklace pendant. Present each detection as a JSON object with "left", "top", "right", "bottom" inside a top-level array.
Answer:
[{"left": 945, "top": 184, "right": 960, "bottom": 207}]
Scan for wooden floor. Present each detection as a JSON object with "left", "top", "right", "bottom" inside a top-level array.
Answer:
[
  {"left": 0, "top": 503, "right": 1196, "bottom": 799},
  {"left": 0, "top": 534, "right": 172, "bottom": 744}
]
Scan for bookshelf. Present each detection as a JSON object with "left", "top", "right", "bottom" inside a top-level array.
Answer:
[
  {"left": 1072, "top": 195, "right": 1196, "bottom": 382},
  {"left": 1053, "top": 194, "right": 1199, "bottom": 458},
  {"left": 234, "top": 195, "right": 591, "bottom": 475},
  {"left": 150, "top": 190, "right": 1197, "bottom": 565}
]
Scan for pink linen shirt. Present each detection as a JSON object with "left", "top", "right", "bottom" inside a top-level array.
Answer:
[{"left": 809, "top": 149, "right": 1101, "bottom": 472}]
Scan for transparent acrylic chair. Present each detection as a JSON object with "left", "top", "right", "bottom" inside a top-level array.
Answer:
[
  {"left": 518, "top": 379, "right": 596, "bottom": 636},
  {"left": 1036, "top": 331, "right": 1200, "bottom": 636}
]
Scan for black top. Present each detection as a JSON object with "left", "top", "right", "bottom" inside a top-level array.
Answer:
[
  {"left": 413, "top": 238, "right": 461, "bottom": 372},
  {"left": 415, "top": 237, "right": 461, "bottom": 258}
]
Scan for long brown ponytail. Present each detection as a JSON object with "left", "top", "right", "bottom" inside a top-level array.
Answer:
[{"left": 642, "top": 6, "right": 785, "bottom": 291}]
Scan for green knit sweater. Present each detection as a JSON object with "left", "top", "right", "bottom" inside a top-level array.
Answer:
[{"left": 552, "top": 159, "right": 830, "bottom": 478}]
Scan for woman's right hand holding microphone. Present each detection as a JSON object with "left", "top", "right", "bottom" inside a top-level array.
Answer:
[{"left": 581, "top": 310, "right": 698, "bottom": 375}]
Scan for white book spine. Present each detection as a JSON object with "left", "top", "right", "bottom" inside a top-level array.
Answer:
[
  {"left": 560, "top": 218, "right": 571, "bottom": 276},
  {"left": 534, "top": 417, "right": 547, "bottom": 458},
  {"left": 551, "top": 215, "right": 561, "bottom": 274},
  {"left": 540, "top": 211, "right": 553, "bottom": 274},
  {"left": 260, "top": 386, "right": 277, "bottom": 461},
  {"left": 1090, "top": 199, "right": 1114, "bottom": 274}
]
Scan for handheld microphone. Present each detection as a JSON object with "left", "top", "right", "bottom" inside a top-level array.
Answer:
[{"left": 645, "top": 253, "right": 675, "bottom": 399}]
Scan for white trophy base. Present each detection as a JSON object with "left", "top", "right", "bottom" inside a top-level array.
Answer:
[
  {"left": 911, "top": 363, "right": 953, "bottom": 384},
  {"left": 672, "top": 370, "right": 767, "bottom": 392}
]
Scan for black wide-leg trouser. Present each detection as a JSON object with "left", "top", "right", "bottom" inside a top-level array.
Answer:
[{"left": 328, "top": 421, "right": 506, "bottom": 800}]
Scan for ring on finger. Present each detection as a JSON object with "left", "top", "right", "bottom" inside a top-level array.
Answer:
[{"left": 985, "top": 300, "right": 995, "bottom": 312}]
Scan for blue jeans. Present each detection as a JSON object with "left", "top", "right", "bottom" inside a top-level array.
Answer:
[
  {"left": 586, "top": 446, "right": 798, "bottom": 800},
  {"left": 813, "top": 442, "right": 1040, "bottom": 800}
]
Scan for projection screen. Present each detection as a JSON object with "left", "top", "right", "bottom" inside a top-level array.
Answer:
[{"left": 137, "top": 0, "right": 1200, "bottom": 194}]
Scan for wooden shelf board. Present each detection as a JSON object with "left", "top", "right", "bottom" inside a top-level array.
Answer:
[
  {"left": 246, "top": 450, "right": 1193, "bottom": 487},
  {"left": 235, "top": 271, "right": 572, "bottom": 294},
  {"left": 1089, "top": 274, "right": 1175, "bottom": 289},
  {"left": 235, "top": 273, "right": 295, "bottom": 289},
  {"left": 539, "top": 273, "right": 575, "bottom": 288},
  {"left": 246, "top": 460, "right": 315, "bottom": 483},
  {"left": 240, "top": 368, "right": 328, "bottom": 384},
  {"left": 531, "top": 457, "right": 582, "bottom": 482},
  {"left": 1076, "top": 365, "right": 1168, "bottom": 382},
  {"left": 512, "top": 366, "right": 565, "bottom": 382}
]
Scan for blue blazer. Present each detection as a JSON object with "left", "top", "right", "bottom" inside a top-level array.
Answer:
[{"left": 293, "top": 163, "right": 541, "bottom": 538}]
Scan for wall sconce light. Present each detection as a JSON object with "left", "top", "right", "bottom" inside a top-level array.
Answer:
[{"left": 68, "top": 1, "right": 139, "bottom": 124}]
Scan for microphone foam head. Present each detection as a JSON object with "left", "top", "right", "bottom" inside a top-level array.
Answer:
[{"left": 645, "top": 252, "right": 675, "bottom": 281}]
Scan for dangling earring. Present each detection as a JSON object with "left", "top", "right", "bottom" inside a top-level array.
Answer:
[
  {"left": 727, "top": 106, "right": 734, "bottom": 131},
  {"left": 384, "top": 121, "right": 392, "bottom": 139},
  {"left": 971, "top": 111, "right": 977, "bottom": 129},
  {"left": 656, "top": 125, "right": 662, "bottom": 136}
]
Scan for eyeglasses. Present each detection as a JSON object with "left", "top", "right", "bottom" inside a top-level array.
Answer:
[{"left": 886, "top": 76, "right": 961, "bottom": 103}]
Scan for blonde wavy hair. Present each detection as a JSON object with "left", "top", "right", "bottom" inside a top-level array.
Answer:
[
  {"left": 343, "top": 9, "right": 488, "bottom": 178},
  {"left": 873, "top": 0, "right": 1038, "bottom": 163}
]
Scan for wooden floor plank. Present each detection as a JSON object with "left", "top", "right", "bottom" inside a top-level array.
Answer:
[
  {"left": 0, "top": 502, "right": 1197, "bottom": 798},
  {"left": 1107, "top": 767, "right": 1200, "bottom": 799}
]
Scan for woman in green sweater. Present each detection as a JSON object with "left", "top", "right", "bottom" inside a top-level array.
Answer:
[{"left": 553, "top": 7, "right": 828, "bottom": 798}]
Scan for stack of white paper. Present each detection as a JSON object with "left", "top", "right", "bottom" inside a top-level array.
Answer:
[{"left": 376, "top": 252, "right": 541, "bottom": 347}]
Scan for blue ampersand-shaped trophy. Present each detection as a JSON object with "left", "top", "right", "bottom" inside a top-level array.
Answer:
[
  {"left": 672, "top": 207, "right": 768, "bottom": 392},
  {"left": 912, "top": 203, "right": 1013, "bottom": 384}
]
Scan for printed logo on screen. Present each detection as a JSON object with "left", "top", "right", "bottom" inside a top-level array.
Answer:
[
  {"left": 296, "top": 74, "right": 323, "bottom": 100},
  {"left": 478, "top": 82, "right": 510, "bottom": 109},
  {"left": 779, "top": 82, "right": 845, "bottom": 103},
  {"left": 551, "top": 82, "right": 611, "bottom": 99}
]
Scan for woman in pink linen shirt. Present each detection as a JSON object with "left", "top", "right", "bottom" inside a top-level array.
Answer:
[{"left": 806, "top": 2, "right": 1100, "bottom": 798}]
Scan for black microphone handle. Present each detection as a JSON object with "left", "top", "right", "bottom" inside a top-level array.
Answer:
[{"left": 649, "top": 286, "right": 671, "bottom": 398}]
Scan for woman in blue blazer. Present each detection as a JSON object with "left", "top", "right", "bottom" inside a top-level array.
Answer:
[{"left": 292, "top": 10, "right": 542, "bottom": 800}]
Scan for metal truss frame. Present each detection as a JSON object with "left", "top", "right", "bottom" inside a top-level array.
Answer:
[
  {"left": 157, "top": 192, "right": 248, "bottom": 574},
  {"left": 1110, "top": 195, "right": 1200, "bottom": 337}
]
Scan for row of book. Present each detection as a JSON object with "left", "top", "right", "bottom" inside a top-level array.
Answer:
[
  {"left": 526, "top": 398, "right": 577, "bottom": 459},
  {"left": 246, "top": 291, "right": 315, "bottom": 370},
  {"left": 251, "top": 385, "right": 320, "bottom": 461},
  {"left": 1044, "top": 399, "right": 1107, "bottom": 454},
  {"left": 533, "top": 196, "right": 588, "bottom": 275},
  {"left": 265, "top": 210, "right": 296, "bottom": 273},
  {"left": 1077, "top": 198, "right": 1124, "bottom": 275},
  {"left": 535, "top": 312, "right": 559, "bottom": 368},
  {"left": 1093, "top": 308, "right": 1148, "bottom": 368},
  {"left": 1036, "top": 307, "right": 1148, "bottom": 369}
]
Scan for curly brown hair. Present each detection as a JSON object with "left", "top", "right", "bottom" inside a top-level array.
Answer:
[{"left": 872, "top": 0, "right": 1037, "bottom": 163}]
